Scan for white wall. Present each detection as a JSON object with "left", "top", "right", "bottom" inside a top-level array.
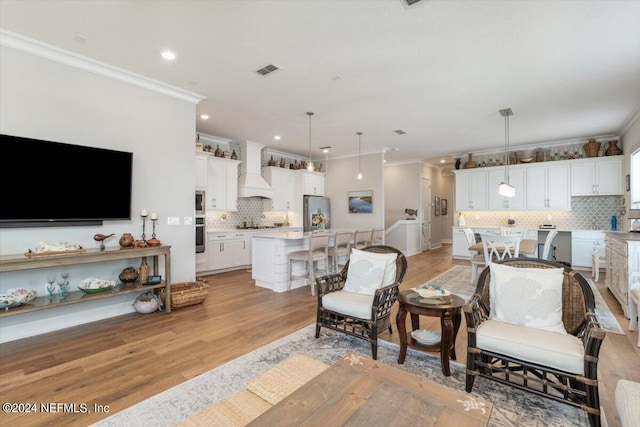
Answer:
[
  {"left": 324, "top": 152, "right": 384, "bottom": 230},
  {"left": 622, "top": 112, "right": 640, "bottom": 226},
  {"left": 384, "top": 162, "right": 421, "bottom": 230},
  {"left": 0, "top": 45, "right": 198, "bottom": 341}
]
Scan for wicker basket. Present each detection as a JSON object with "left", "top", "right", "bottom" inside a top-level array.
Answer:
[
  {"left": 160, "top": 278, "right": 209, "bottom": 309},
  {"left": 583, "top": 139, "right": 601, "bottom": 158}
]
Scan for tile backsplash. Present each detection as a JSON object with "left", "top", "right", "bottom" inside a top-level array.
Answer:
[
  {"left": 205, "top": 197, "right": 296, "bottom": 229},
  {"left": 458, "top": 196, "right": 625, "bottom": 231}
]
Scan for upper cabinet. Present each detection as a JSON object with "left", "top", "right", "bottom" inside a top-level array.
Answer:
[
  {"left": 525, "top": 163, "right": 571, "bottom": 210},
  {"left": 262, "top": 166, "right": 296, "bottom": 211},
  {"left": 454, "top": 169, "right": 488, "bottom": 210},
  {"left": 296, "top": 170, "right": 325, "bottom": 197},
  {"left": 195, "top": 152, "right": 209, "bottom": 190},
  {"left": 208, "top": 157, "right": 241, "bottom": 211},
  {"left": 571, "top": 156, "right": 623, "bottom": 196},
  {"left": 488, "top": 166, "right": 526, "bottom": 210}
]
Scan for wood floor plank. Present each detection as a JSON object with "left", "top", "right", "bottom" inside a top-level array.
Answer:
[{"left": 0, "top": 245, "right": 637, "bottom": 427}]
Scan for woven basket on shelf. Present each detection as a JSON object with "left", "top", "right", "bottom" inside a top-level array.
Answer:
[
  {"left": 583, "top": 139, "right": 601, "bottom": 158},
  {"left": 160, "top": 278, "right": 209, "bottom": 309}
]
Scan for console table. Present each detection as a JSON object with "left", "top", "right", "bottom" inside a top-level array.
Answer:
[{"left": 0, "top": 245, "right": 171, "bottom": 317}]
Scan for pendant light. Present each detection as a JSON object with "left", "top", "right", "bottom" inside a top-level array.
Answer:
[
  {"left": 306, "top": 112, "right": 315, "bottom": 171},
  {"left": 356, "top": 132, "right": 363, "bottom": 180},
  {"left": 498, "top": 108, "right": 515, "bottom": 198}
]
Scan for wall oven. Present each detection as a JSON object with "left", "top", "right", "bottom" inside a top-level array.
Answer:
[
  {"left": 195, "top": 190, "right": 205, "bottom": 215},
  {"left": 195, "top": 217, "right": 205, "bottom": 253}
]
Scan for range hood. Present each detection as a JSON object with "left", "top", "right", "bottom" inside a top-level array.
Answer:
[{"left": 238, "top": 140, "right": 274, "bottom": 198}]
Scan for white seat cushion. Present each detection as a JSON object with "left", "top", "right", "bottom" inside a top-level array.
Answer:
[
  {"left": 615, "top": 379, "right": 640, "bottom": 427},
  {"left": 476, "top": 319, "right": 584, "bottom": 374},
  {"left": 322, "top": 290, "right": 374, "bottom": 320}
]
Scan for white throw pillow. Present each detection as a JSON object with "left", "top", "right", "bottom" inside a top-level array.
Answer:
[
  {"left": 344, "top": 249, "right": 398, "bottom": 295},
  {"left": 489, "top": 263, "right": 566, "bottom": 334}
]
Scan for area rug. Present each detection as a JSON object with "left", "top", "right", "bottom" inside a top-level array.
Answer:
[
  {"left": 426, "top": 265, "right": 625, "bottom": 335},
  {"left": 92, "top": 324, "right": 589, "bottom": 427}
]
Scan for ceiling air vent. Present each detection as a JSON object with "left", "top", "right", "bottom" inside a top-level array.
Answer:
[
  {"left": 256, "top": 64, "right": 279, "bottom": 76},
  {"left": 402, "top": 0, "right": 423, "bottom": 5},
  {"left": 394, "top": 129, "right": 407, "bottom": 135}
]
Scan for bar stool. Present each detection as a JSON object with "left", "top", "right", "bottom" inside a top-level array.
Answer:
[
  {"left": 328, "top": 230, "right": 352, "bottom": 273},
  {"left": 353, "top": 229, "right": 373, "bottom": 250},
  {"left": 591, "top": 243, "right": 606, "bottom": 282},
  {"left": 288, "top": 233, "right": 330, "bottom": 296},
  {"left": 629, "top": 287, "right": 640, "bottom": 347}
]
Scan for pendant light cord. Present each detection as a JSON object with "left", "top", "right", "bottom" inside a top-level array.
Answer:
[
  {"left": 505, "top": 114, "right": 509, "bottom": 183},
  {"left": 357, "top": 132, "right": 363, "bottom": 178},
  {"left": 307, "top": 112, "right": 314, "bottom": 166}
]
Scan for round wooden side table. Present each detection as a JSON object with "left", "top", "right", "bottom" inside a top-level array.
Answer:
[{"left": 396, "top": 289, "right": 465, "bottom": 376}]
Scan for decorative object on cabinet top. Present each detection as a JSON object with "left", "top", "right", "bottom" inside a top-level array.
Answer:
[
  {"left": 25, "top": 241, "right": 85, "bottom": 257},
  {"left": 605, "top": 140, "right": 622, "bottom": 156}
]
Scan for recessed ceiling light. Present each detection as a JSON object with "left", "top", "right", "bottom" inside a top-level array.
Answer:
[
  {"left": 320, "top": 145, "right": 332, "bottom": 153},
  {"left": 161, "top": 50, "right": 176, "bottom": 61},
  {"left": 274, "top": 135, "right": 281, "bottom": 140},
  {"left": 440, "top": 159, "right": 446, "bottom": 164},
  {"left": 200, "top": 114, "right": 209, "bottom": 120}
]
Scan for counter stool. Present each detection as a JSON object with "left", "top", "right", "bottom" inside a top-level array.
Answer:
[
  {"left": 371, "top": 228, "right": 384, "bottom": 245},
  {"left": 591, "top": 243, "right": 606, "bottom": 282},
  {"left": 328, "top": 231, "right": 352, "bottom": 273},
  {"left": 629, "top": 287, "right": 640, "bottom": 347},
  {"left": 288, "top": 233, "right": 330, "bottom": 296}
]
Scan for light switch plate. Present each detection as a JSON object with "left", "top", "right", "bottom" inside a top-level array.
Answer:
[
  {"left": 184, "top": 216, "right": 193, "bottom": 225},
  {"left": 167, "top": 216, "right": 180, "bottom": 225}
]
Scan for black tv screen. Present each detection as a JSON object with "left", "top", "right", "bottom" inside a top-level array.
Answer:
[{"left": 1, "top": 134, "right": 133, "bottom": 227}]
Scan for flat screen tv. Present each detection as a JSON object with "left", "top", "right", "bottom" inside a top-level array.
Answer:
[{"left": 1, "top": 134, "right": 133, "bottom": 228}]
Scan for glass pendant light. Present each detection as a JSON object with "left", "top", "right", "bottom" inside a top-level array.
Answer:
[
  {"left": 307, "top": 112, "right": 314, "bottom": 171},
  {"left": 356, "top": 132, "right": 363, "bottom": 180},
  {"left": 498, "top": 108, "right": 515, "bottom": 198}
]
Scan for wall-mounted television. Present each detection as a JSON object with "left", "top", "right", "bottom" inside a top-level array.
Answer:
[{"left": 1, "top": 134, "right": 133, "bottom": 228}]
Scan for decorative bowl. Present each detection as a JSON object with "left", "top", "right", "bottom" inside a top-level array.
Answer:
[
  {"left": 519, "top": 157, "right": 535, "bottom": 163},
  {"left": 0, "top": 294, "right": 21, "bottom": 309},
  {"left": 78, "top": 278, "right": 116, "bottom": 294},
  {"left": 411, "top": 329, "right": 441, "bottom": 345},
  {"left": 411, "top": 284, "right": 451, "bottom": 299},
  {"left": 0, "top": 289, "right": 37, "bottom": 309}
]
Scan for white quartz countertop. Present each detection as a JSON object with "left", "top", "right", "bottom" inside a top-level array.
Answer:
[
  {"left": 452, "top": 226, "right": 607, "bottom": 233},
  {"left": 207, "top": 227, "right": 301, "bottom": 233},
  {"left": 252, "top": 228, "right": 356, "bottom": 240}
]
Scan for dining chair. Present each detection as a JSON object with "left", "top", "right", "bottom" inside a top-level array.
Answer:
[
  {"left": 500, "top": 226, "right": 528, "bottom": 239},
  {"left": 591, "top": 242, "right": 606, "bottom": 282},
  {"left": 328, "top": 231, "right": 352, "bottom": 273},
  {"left": 288, "top": 233, "right": 331, "bottom": 296},
  {"left": 480, "top": 233, "right": 522, "bottom": 263},
  {"left": 354, "top": 229, "right": 374, "bottom": 250},
  {"left": 541, "top": 229, "right": 558, "bottom": 260},
  {"left": 463, "top": 228, "right": 485, "bottom": 283}
]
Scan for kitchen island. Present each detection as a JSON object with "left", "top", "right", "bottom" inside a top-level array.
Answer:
[{"left": 252, "top": 229, "right": 354, "bottom": 292}]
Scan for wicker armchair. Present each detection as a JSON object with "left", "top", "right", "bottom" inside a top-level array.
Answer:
[
  {"left": 315, "top": 245, "right": 408, "bottom": 360},
  {"left": 464, "top": 258, "right": 606, "bottom": 427}
]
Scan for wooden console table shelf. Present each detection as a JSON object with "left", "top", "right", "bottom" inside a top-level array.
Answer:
[{"left": 0, "top": 245, "right": 172, "bottom": 317}]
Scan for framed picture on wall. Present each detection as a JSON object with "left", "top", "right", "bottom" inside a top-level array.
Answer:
[
  {"left": 348, "top": 190, "right": 373, "bottom": 213},
  {"left": 434, "top": 196, "right": 440, "bottom": 216},
  {"left": 440, "top": 199, "right": 447, "bottom": 215}
]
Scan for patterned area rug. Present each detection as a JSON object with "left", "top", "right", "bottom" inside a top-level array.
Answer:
[
  {"left": 426, "top": 265, "right": 624, "bottom": 335},
  {"left": 93, "top": 324, "right": 589, "bottom": 427}
]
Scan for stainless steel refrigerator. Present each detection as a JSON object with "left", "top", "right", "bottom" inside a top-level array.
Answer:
[{"left": 303, "top": 195, "right": 331, "bottom": 232}]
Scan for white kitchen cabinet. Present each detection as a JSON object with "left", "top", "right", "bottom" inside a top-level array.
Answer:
[
  {"left": 571, "top": 230, "right": 605, "bottom": 268},
  {"left": 605, "top": 234, "right": 640, "bottom": 318},
  {"left": 195, "top": 152, "right": 209, "bottom": 190},
  {"left": 454, "top": 169, "right": 488, "bottom": 211},
  {"left": 525, "top": 164, "right": 571, "bottom": 210},
  {"left": 296, "top": 170, "right": 324, "bottom": 197},
  {"left": 262, "top": 167, "right": 296, "bottom": 211},
  {"left": 207, "top": 232, "right": 234, "bottom": 270},
  {"left": 196, "top": 252, "right": 208, "bottom": 273},
  {"left": 488, "top": 166, "right": 526, "bottom": 210},
  {"left": 233, "top": 232, "right": 251, "bottom": 267},
  {"left": 208, "top": 157, "right": 241, "bottom": 211},
  {"left": 571, "top": 156, "right": 623, "bottom": 196}
]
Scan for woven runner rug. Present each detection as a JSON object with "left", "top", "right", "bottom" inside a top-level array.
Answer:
[
  {"left": 93, "top": 324, "right": 591, "bottom": 427},
  {"left": 427, "top": 265, "right": 624, "bottom": 335}
]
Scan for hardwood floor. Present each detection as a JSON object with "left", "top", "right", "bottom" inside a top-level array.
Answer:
[{"left": 1, "top": 245, "right": 638, "bottom": 427}]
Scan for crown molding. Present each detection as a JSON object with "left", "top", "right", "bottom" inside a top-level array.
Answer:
[
  {"left": 619, "top": 107, "right": 640, "bottom": 137},
  {"left": 0, "top": 29, "right": 206, "bottom": 104}
]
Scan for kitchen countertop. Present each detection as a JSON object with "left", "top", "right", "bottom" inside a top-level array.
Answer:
[
  {"left": 253, "top": 228, "right": 356, "bottom": 240},
  {"left": 207, "top": 227, "right": 301, "bottom": 233},
  {"left": 604, "top": 231, "right": 640, "bottom": 241},
  {"left": 452, "top": 226, "right": 607, "bottom": 233}
]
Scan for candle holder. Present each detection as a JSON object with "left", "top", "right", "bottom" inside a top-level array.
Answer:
[
  {"left": 151, "top": 218, "right": 157, "bottom": 239},
  {"left": 140, "top": 211, "right": 148, "bottom": 242}
]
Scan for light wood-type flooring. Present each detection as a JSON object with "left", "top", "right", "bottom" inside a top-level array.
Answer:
[{"left": 1, "top": 245, "right": 638, "bottom": 427}]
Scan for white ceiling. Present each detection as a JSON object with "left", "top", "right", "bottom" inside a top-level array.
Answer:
[{"left": 1, "top": 0, "right": 639, "bottom": 165}]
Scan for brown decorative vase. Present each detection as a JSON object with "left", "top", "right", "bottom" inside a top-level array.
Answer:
[
  {"left": 605, "top": 140, "right": 622, "bottom": 156},
  {"left": 583, "top": 139, "right": 601, "bottom": 158},
  {"left": 146, "top": 238, "right": 161, "bottom": 247},
  {"left": 119, "top": 267, "right": 139, "bottom": 283},
  {"left": 139, "top": 257, "right": 149, "bottom": 284},
  {"left": 463, "top": 153, "right": 477, "bottom": 169},
  {"left": 119, "top": 233, "right": 134, "bottom": 248}
]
